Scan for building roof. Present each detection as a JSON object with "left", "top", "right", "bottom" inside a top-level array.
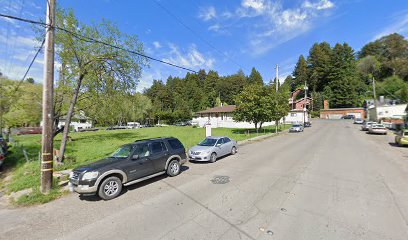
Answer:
[
  {"left": 197, "top": 105, "right": 236, "bottom": 114},
  {"left": 320, "top": 107, "right": 364, "bottom": 112}
]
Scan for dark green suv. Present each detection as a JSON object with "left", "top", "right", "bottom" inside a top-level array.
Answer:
[{"left": 69, "top": 137, "right": 187, "bottom": 200}]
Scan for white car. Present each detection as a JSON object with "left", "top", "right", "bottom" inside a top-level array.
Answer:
[
  {"left": 189, "top": 136, "right": 237, "bottom": 163},
  {"left": 368, "top": 124, "right": 387, "bottom": 135},
  {"left": 289, "top": 124, "right": 304, "bottom": 132},
  {"left": 361, "top": 121, "right": 375, "bottom": 131},
  {"left": 353, "top": 118, "right": 364, "bottom": 124}
]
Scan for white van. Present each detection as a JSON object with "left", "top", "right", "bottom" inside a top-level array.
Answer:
[{"left": 127, "top": 122, "right": 140, "bottom": 129}]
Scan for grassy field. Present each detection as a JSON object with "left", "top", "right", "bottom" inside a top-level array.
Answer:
[{"left": 1, "top": 125, "right": 288, "bottom": 205}]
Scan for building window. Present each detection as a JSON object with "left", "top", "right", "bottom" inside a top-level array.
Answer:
[
  {"left": 221, "top": 114, "right": 224, "bottom": 120},
  {"left": 291, "top": 113, "right": 297, "bottom": 117}
]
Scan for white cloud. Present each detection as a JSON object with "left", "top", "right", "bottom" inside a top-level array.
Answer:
[
  {"left": 303, "top": 0, "right": 334, "bottom": 10},
  {"left": 374, "top": 12, "right": 408, "bottom": 40},
  {"left": 153, "top": 41, "right": 162, "bottom": 49},
  {"left": 163, "top": 43, "right": 215, "bottom": 69},
  {"left": 199, "top": 0, "right": 335, "bottom": 56},
  {"left": 241, "top": 0, "right": 266, "bottom": 12},
  {"left": 198, "top": 6, "right": 217, "bottom": 21}
]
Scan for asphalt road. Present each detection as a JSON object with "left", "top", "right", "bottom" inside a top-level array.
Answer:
[{"left": 1, "top": 119, "right": 408, "bottom": 240}]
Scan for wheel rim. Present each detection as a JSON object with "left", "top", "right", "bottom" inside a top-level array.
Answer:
[
  {"left": 211, "top": 154, "right": 216, "bottom": 162},
  {"left": 232, "top": 147, "right": 236, "bottom": 154},
  {"left": 171, "top": 162, "right": 179, "bottom": 174},
  {"left": 104, "top": 180, "right": 119, "bottom": 196}
]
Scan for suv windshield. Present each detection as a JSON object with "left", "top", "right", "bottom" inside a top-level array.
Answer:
[
  {"left": 198, "top": 138, "right": 217, "bottom": 146},
  {"left": 111, "top": 145, "right": 133, "bottom": 158}
]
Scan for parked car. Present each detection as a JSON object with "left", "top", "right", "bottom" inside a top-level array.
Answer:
[
  {"left": 0, "top": 147, "right": 5, "bottom": 169},
  {"left": 15, "top": 127, "right": 42, "bottom": 135},
  {"left": 361, "top": 121, "right": 375, "bottom": 131},
  {"left": 341, "top": 115, "right": 355, "bottom": 119},
  {"left": 69, "top": 137, "right": 187, "bottom": 200},
  {"left": 353, "top": 118, "right": 364, "bottom": 124},
  {"left": 395, "top": 129, "right": 408, "bottom": 146},
  {"left": 304, "top": 122, "right": 312, "bottom": 127},
  {"left": 289, "top": 124, "right": 304, "bottom": 132},
  {"left": 0, "top": 135, "right": 8, "bottom": 153},
  {"left": 189, "top": 136, "right": 237, "bottom": 163},
  {"left": 368, "top": 124, "right": 387, "bottom": 135}
]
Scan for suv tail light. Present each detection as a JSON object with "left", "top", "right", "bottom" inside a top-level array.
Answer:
[{"left": 0, "top": 155, "right": 4, "bottom": 161}]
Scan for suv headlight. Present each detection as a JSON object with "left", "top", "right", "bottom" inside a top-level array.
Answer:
[{"left": 82, "top": 171, "right": 99, "bottom": 180}]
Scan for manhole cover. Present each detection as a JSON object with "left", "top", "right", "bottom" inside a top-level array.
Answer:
[{"left": 211, "top": 175, "right": 230, "bottom": 184}]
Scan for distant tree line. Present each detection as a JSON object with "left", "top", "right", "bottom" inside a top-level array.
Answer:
[
  {"left": 143, "top": 67, "right": 265, "bottom": 124},
  {"left": 285, "top": 33, "right": 408, "bottom": 115}
]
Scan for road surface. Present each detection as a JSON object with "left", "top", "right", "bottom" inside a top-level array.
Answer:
[{"left": 1, "top": 119, "right": 408, "bottom": 240}]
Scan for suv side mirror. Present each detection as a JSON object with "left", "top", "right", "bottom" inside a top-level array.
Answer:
[{"left": 132, "top": 155, "right": 139, "bottom": 160}]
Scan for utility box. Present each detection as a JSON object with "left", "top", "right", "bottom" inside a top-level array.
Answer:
[{"left": 205, "top": 123, "right": 212, "bottom": 137}]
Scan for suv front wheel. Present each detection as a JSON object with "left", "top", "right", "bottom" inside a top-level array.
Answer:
[{"left": 98, "top": 176, "right": 122, "bottom": 200}]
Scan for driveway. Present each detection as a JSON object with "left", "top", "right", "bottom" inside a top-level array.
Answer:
[{"left": 1, "top": 119, "right": 408, "bottom": 240}]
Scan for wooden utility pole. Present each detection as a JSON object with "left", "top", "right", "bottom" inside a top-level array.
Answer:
[{"left": 41, "top": 0, "right": 55, "bottom": 194}]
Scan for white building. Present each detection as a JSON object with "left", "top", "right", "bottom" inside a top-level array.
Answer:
[
  {"left": 192, "top": 105, "right": 278, "bottom": 129},
  {"left": 192, "top": 105, "right": 308, "bottom": 129},
  {"left": 368, "top": 104, "right": 407, "bottom": 121},
  {"left": 58, "top": 114, "right": 93, "bottom": 132},
  {"left": 284, "top": 110, "right": 309, "bottom": 124}
]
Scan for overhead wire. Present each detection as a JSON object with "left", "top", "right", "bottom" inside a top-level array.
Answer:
[
  {"left": 152, "top": 0, "right": 249, "bottom": 73},
  {"left": 0, "top": 13, "right": 198, "bottom": 74}
]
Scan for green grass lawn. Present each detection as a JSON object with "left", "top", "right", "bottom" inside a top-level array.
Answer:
[{"left": 2, "top": 125, "right": 288, "bottom": 205}]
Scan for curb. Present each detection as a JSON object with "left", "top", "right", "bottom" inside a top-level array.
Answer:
[{"left": 237, "top": 129, "right": 289, "bottom": 146}]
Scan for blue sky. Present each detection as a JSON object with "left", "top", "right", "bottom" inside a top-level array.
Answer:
[{"left": 1, "top": 0, "right": 408, "bottom": 91}]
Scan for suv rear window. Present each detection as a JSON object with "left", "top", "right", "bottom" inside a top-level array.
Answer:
[
  {"left": 151, "top": 141, "right": 167, "bottom": 154},
  {"left": 168, "top": 139, "right": 184, "bottom": 150}
]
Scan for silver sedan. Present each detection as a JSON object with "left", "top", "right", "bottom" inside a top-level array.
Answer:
[{"left": 189, "top": 136, "right": 237, "bottom": 163}]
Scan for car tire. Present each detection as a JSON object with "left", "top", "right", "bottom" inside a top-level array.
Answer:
[
  {"left": 210, "top": 152, "right": 217, "bottom": 163},
  {"left": 231, "top": 147, "right": 237, "bottom": 155},
  {"left": 98, "top": 176, "right": 122, "bottom": 200},
  {"left": 167, "top": 160, "right": 180, "bottom": 177}
]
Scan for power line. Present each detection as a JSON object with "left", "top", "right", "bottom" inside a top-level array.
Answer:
[
  {"left": 11, "top": 37, "right": 45, "bottom": 95},
  {"left": 0, "top": 13, "right": 199, "bottom": 74},
  {"left": 152, "top": 0, "right": 248, "bottom": 72}
]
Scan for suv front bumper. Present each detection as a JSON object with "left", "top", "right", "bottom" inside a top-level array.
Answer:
[{"left": 68, "top": 181, "right": 97, "bottom": 194}]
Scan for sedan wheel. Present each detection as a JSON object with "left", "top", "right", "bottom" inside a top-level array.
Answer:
[
  {"left": 231, "top": 147, "right": 237, "bottom": 155},
  {"left": 210, "top": 152, "right": 217, "bottom": 163}
]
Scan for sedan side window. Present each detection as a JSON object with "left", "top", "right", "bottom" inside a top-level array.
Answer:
[
  {"left": 224, "top": 137, "right": 231, "bottom": 143},
  {"left": 216, "top": 138, "right": 224, "bottom": 145}
]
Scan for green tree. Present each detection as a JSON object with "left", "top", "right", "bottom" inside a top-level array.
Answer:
[
  {"left": 376, "top": 75, "right": 405, "bottom": 99},
  {"left": 307, "top": 42, "right": 332, "bottom": 92},
  {"left": 55, "top": 8, "right": 148, "bottom": 162},
  {"left": 359, "top": 33, "right": 408, "bottom": 80},
  {"left": 247, "top": 67, "right": 263, "bottom": 86},
  {"left": 234, "top": 84, "right": 267, "bottom": 131},
  {"left": 293, "top": 55, "right": 308, "bottom": 88},
  {"left": 357, "top": 56, "right": 381, "bottom": 84},
  {"left": 327, "top": 43, "right": 362, "bottom": 107}
]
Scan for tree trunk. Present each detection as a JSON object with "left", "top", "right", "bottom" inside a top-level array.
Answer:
[
  {"left": 58, "top": 75, "right": 83, "bottom": 162},
  {"left": 275, "top": 121, "right": 278, "bottom": 133},
  {"left": 259, "top": 122, "right": 263, "bottom": 131},
  {"left": 254, "top": 122, "right": 258, "bottom": 133}
]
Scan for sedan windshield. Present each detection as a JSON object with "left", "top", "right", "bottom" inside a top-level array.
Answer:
[
  {"left": 111, "top": 145, "right": 133, "bottom": 158},
  {"left": 292, "top": 124, "right": 301, "bottom": 127},
  {"left": 198, "top": 138, "right": 217, "bottom": 146}
]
